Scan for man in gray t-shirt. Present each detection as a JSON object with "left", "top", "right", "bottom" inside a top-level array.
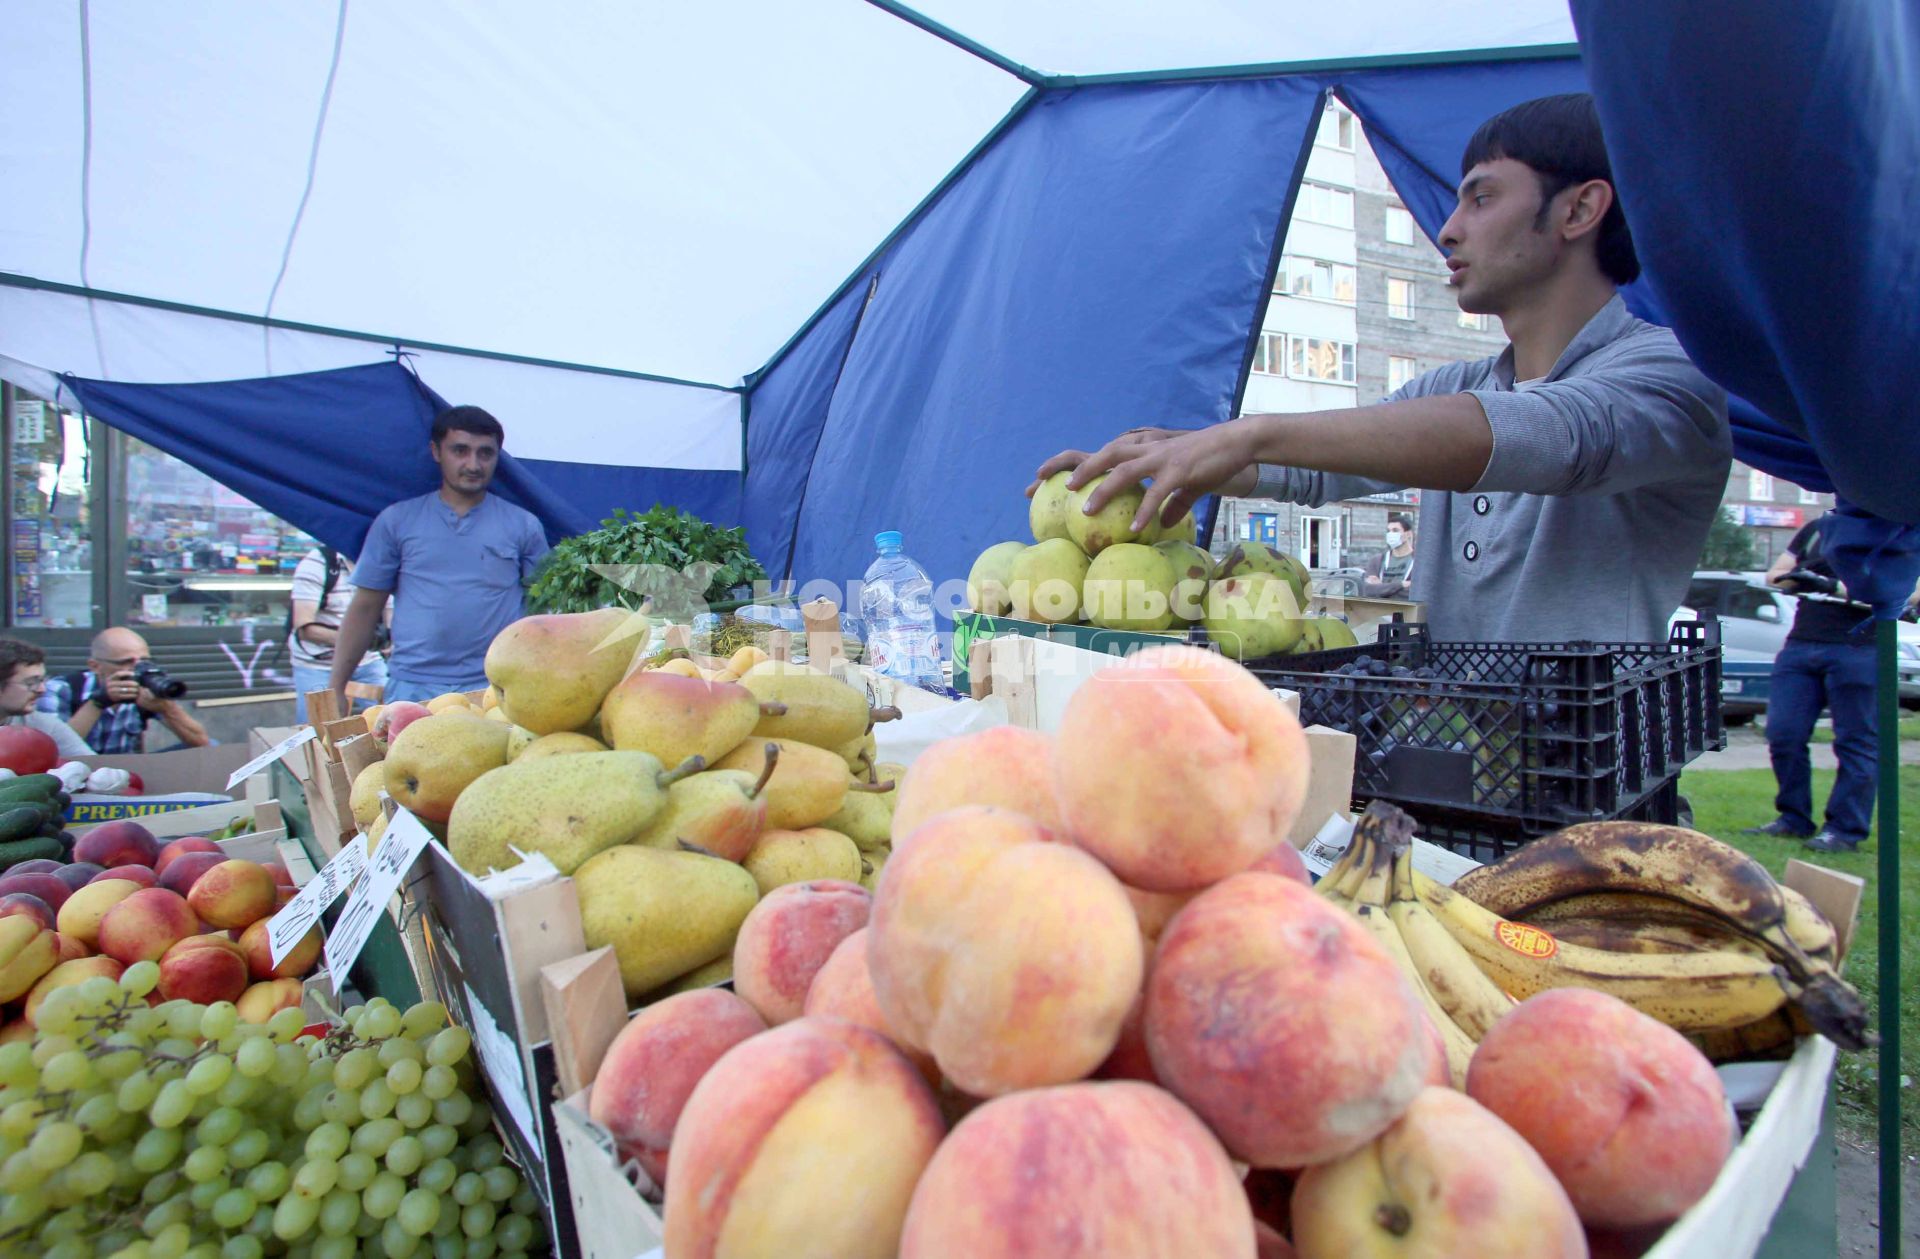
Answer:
[
  {"left": 329, "top": 406, "right": 549, "bottom": 708},
  {"left": 1032, "top": 94, "right": 1730, "bottom": 645}
]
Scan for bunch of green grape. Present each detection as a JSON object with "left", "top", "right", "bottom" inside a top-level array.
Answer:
[{"left": 0, "top": 965, "right": 549, "bottom": 1259}]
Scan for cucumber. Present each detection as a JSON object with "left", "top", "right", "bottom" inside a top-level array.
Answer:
[
  {"left": 0, "top": 804, "right": 52, "bottom": 843},
  {"left": 0, "top": 775, "right": 61, "bottom": 805},
  {"left": 0, "top": 835, "right": 65, "bottom": 871}
]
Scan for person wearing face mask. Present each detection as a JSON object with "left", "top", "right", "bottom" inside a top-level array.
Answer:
[
  {"left": 1361, "top": 514, "right": 1417, "bottom": 600},
  {"left": 1030, "top": 94, "right": 1731, "bottom": 644}
]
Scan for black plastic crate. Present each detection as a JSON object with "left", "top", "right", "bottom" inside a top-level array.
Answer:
[{"left": 1239, "top": 620, "right": 1723, "bottom": 853}]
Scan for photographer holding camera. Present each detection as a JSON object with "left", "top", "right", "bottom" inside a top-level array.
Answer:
[
  {"left": 287, "top": 546, "right": 389, "bottom": 722},
  {"left": 39, "top": 627, "right": 209, "bottom": 755}
]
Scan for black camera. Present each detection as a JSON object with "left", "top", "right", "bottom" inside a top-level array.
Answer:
[
  {"left": 370, "top": 625, "right": 393, "bottom": 654},
  {"left": 133, "top": 661, "right": 189, "bottom": 700}
]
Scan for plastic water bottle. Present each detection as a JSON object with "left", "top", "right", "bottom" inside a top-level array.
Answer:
[{"left": 860, "top": 531, "right": 943, "bottom": 689}]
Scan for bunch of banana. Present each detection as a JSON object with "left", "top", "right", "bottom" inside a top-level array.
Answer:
[{"left": 1317, "top": 803, "right": 1513, "bottom": 1087}]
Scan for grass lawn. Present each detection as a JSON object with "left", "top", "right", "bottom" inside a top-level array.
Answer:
[
  {"left": 1682, "top": 762, "right": 1918, "bottom": 1142},
  {"left": 1797, "top": 712, "right": 1920, "bottom": 744}
]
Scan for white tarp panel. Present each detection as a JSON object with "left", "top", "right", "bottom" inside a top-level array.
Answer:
[
  {"left": 0, "top": 286, "right": 740, "bottom": 474},
  {"left": 904, "top": 0, "right": 1575, "bottom": 77},
  {"left": 3, "top": 1, "right": 1023, "bottom": 386}
]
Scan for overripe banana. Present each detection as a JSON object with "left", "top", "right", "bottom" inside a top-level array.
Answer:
[
  {"left": 1519, "top": 887, "right": 1838, "bottom": 966},
  {"left": 1416, "top": 863, "right": 1796, "bottom": 1034},
  {"left": 1536, "top": 917, "right": 1772, "bottom": 960},
  {"left": 1386, "top": 846, "right": 1516, "bottom": 1040},
  {"left": 1352, "top": 902, "right": 1475, "bottom": 1087}
]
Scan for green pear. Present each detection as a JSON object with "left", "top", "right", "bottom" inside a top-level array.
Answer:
[
  {"left": 1082, "top": 542, "right": 1179, "bottom": 631},
  {"left": 1292, "top": 618, "right": 1324, "bottom": 654},
  {"left": 1066, "top": 474, "right": 1153, "bottom": 555},
  {"left": 1316, "top": 617, "right": 1360, "bottom": 650},
  {"left": 859, "top": 849, "right": 887, "bottom": 893},
  {"left": 640, "top": 954, "right": 735, "bottom": 1003},
  {"left": 513, "top": 731, "right": 609, "bottom": 762},
  {"left": 740, "top": 660, "right": 878, "bottom": 750},
  {"left": 832, "top": 731, "right": 877, "bottom": 775},
  {"left": 446, "top": 750, "right": 697, "bottom": 876},
  {"left": 575, "top": 845, "right": 761, "bottom": 999},
  {"left": 631, "top": 752, "right": 778, "bottom": 863},
  {"left": 382, "top": 713, "right": 513, "bottom": 824},
  {"left": 485, "top": 608, "right": 648, "bottom": 735},
  {"left": 966, "top": 541, "right": 1029, "bottom": 615},
  {"left": 1157, "top": 511, "right": 1197, "bottom": 546},
  {"left": 872, "top": 760, "right": 909, "bottom": 790},
  {"left": 821, "top": 780, "right": 896, "bottom": 854},
  {"left": 1008, "top": 537, "right": 1092, "bottom": 624},
  {"left": 1029, "top": 471, "right": 1075, "bottom": 543},
  {"left": 1215, "top": 541, "right": 1310, "bottom": 610},
  {"left": 741, "top": 827, "right": 862, "bottom": 896},
  {"left": 1203, "top": 572, "right": 1306, "bottom": 661},
  {"left": 600, "top": 669, "right": 765, "bottom": 766},
  {"left": 504, "top": 725, "right": 539, "bottom": 761},
  {"left": 1155, "top": 539, "right": 1216, "bottom": 623}
]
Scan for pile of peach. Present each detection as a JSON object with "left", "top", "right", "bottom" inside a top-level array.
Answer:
[
  {"left": 584, "top": 645, "right": 1736, "bottom": 1259},
  {"left": 0, "top": 819, "right": 321, "bottom": 1039}
]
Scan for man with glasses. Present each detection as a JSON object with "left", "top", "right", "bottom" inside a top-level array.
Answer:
[
  {"left": 38, "top": 627, "right": 209, "bottom": 755},
  {"left": 0, "top": 639, "right": 94, "bottom": 759}
]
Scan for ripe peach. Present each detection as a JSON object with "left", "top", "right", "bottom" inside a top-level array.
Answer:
[
  {"left": 91, "top": 864, "right": 155, "bottom": 889},
  {"left": 157, "top": 851, "right": 225, "bottom": 897},
  {"left": 1145, "top": 872, "right": 1435, "bottom": 1168},
  {"left": 0, "top": 1020, "right": 29, "bottom": 1045},
  {"left": 236, "top": 978, "right": 305, "bottom": 1023},
  {"left": 662, "top": 1018, "right": 943, "bottom": 1259},
  {"left": 97, "top": 888, "right": 199, "bottom": 965},
  {"left": 0, "top": 871, "right": 71, "bottom": 910},
  {"left": 588, "top": 989, "right": 767, "bottom": 1177},
  {"left": 890, "top": 726, "right": 1064, "bottom": 843},
  {"left": 237, "top": 917, "right": 321, "bottom": 980},
  {"left": 154, "top": 836, "right": 222, "bottom": 874},
  {"left": 157, "top": 933, "right": 250, "bottom": 1004},
  {"left": 55, "top": 878, "right": 143, "bottom": 947},
  {"left": 72, "top": 820, "right": 161, "bottom": 869},
  {"left": 803, "top": 928, "right": 938, "bottom": 1083},
  {"left": 186, "top": 860, "right": 276, "bottom": 929},
  {"left": 1123, "top": 882, "right": 1194, "bottom": 947},
  {"left": 5, "top": 859, "right": 63, "bottom": 875},
  {"left": 1092, "top": 984, "right": 1157, "bottom": 1084},
  {"left": 1290, "top": 1087, "right": 1586, "bottom": 1259},
  {"left": 869, "top": 806, "right": 1141, "bottom": 1097},
  {"left": 1466, "top": 988, "right": 1734, "bottom": 1228},
  {"left": 261, "top": 861, "right": 296, "bottom": 889},
  {"left": 52, "top": 862, "right": 105, "bottom": 892},
  {"left": 1248, "top": 840, "right": 1310, "bottom": 885},
  {"left": 48, "top": 933, "right": 89, "bottom": 963},
  {"left": 732, "top": 880, "right": 871, "bottom": 1026},
  {"left": 0, "top": 893, "right": 55, "bottom": 931},
  {"left": 898, "top": 1081, "right": 1255, "bottom": 1258},
  {"left": 1054, "top": 645, "right": 1309, "bottom": 891},
  {"left": 24, "top": 956, "right": 124, "bottom": 1025},
  {"left": 381, "top": 701, "right": 432, "bottom": 740}
]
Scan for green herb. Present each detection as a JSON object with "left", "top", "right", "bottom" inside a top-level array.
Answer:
[{"left": 526, "top": 506, "right": 768, "bottom": 618}]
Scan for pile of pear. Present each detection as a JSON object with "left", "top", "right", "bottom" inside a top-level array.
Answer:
[
  {"left": 965, "top": 472, "right": 1360, "bottom": 661},
  {"left": 398, "top": 607, "right": 906, "bottom": 1004}
]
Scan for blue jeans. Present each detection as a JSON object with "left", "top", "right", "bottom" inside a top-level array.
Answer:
[
  {"left": 1765, "top": 638, "right": 1878, "bottom": 842},
  {"left": 292, "top": 658, "right": 390, "bottom": 723},
  {"left": 381, "top": 674, "right": 485, "bottom": 705}
]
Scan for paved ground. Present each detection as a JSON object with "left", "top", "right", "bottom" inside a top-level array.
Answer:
[
  {"left": 1835, "top": 1135, "right": 1920, "bottom": 1257},
  {"left": 1689, "top": 724, "right": 1920, "bottom": 773}
]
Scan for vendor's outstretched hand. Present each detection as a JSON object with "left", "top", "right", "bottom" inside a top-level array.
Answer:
[{"left": 1025, "top": 425, "right": 1257, "bottom": 532}]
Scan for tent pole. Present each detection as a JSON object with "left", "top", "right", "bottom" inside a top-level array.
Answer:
[{"left": 1878, "top": 618, "right": 1902, "bottom": 1259}]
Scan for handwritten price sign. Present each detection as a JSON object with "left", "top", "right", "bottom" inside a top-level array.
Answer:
[{"left": 321, "top": 809, "right": 434, "bottom": 988}]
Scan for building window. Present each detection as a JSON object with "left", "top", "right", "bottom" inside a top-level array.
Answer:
[
  {"left": 1387, "top": 277, "right": 1416, "bottom": 320},
  {"left": 1457, "top": 309, "right": 1491, "bottom": 331},
  {"left": 1278, "top": 256, "right": 1356, "bottom": 305},
  {"left": 1290, "top": 336, "right": 1357, "bottom": 384},
  {"left": 1387, "top": 356, "right": 1419, "bottom": 393},
  {"left": 1798, "top": 484, "right": 1820, "bottom": 505},
  {"left": 1748, "top": 470, "right": 1774, "bottom": 501},
  {"left": 1384, "top": 205, "right": 1415, "bottom": 245},
  {"left": 1250, "top": 332, "right": 1288, "bottom": 376},
  {"left": 6, "top": 398, "right": 94, "bottom": 628},
  {"left": 1296, "top": 182, "right": 1354, "bottom": 229},
  {"left": 1316, "top": 105, "right": 1356, "bottom": 152}
]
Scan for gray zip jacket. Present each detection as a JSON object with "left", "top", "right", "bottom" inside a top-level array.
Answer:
[{"left": 1253, "top": 295, "right": 1732, "bottom": 643}]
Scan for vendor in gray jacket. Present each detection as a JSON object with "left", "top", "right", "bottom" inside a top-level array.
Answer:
[{"left": 1033, "top": 94, "right": 1731, "bottom": 644}]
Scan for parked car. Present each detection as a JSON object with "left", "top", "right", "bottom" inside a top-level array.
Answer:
[{"left": 1674, "top": 570, "right": 1920, "bottom": 721}]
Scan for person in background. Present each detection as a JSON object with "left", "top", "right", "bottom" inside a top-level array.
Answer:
[
  {"left": 38, "top": 627, "right": 209, "bottom": 754},
  {"left": 1743, "top": 511, "right": 1881, "bottom": 852},
  {"left": 288, "top": 545, "right": 389, "bottom": 723},
  {"left": 0, "top": 638, "right": 94, "bottom": 759},
  {"left": 329, "top": 406, "right": 549, "bottom": 709},
  {"left": 1360, "top": 513, "right": 1417, "bottom": 599}
]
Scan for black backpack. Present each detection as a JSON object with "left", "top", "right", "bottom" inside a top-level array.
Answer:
[{"left": 279, "top": 547, "right": 346, "bottom": 664}]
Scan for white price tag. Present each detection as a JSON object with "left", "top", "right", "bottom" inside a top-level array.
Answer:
[
  {"left": 322, "top": 809, "right": 433, "bottom": 986},
  {"left": 226, "top": 726, "right": 319, "bottom": 791},
  {"left": 265, "top": 832, "right": 369, "bottom": 967},
  {"left": 1300, "top": 813, "right": 1356, "bottom": 880}
]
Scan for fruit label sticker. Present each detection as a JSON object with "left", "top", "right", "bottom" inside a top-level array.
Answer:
[
  {"left": 265, "top": 831, "right": 368, "bottom": 966},
  {"left": 1494, "top": 921, "right": 1559, "bottom": 959},
  {"left": 322, "top": 808, "right": 434, "bottom": 985},
  {"left": 225, "top": 725, "right": 319, "bottom": 790}
]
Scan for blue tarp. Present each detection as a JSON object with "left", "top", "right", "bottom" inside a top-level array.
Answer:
[{"left": 62, "top": 361, "right": 741, "bottom": 561}]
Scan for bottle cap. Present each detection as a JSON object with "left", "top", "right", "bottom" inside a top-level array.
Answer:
[{"left": 875, "top": 531, "right": 903, "bottom": 550}]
